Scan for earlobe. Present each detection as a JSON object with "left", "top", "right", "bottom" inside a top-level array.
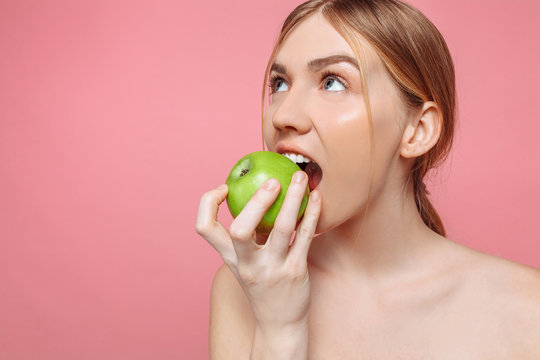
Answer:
[{"left": 400, "top": 101, "right": 441, "bottom": 159}]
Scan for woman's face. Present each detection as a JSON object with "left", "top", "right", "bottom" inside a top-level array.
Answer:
[{"left": 263, "top": 14, "right": 410, "bottom": 234}]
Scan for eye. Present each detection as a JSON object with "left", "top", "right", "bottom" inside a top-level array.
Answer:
[
  {"left": 267, "top": 75, "right": 289, "bottom": 94},
  {"left": 267, "top": 71, "right": 348, "bottom": 95},
  {"left": 275, "top": 79, "right": 289, "bottom": 93},
  {"left": 321, "top": 71, "right": 347, "bottom": 92}
]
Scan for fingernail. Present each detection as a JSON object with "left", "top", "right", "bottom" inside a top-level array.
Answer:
[
  {"left": 264, "top": 178, "right": 278, "bottom": 190},
  {"left": 218, "top": 184, "right": 227, "bottom": 190},
  {"left": 294, "top": 171, "right": 306, "bottom": 184},
  {"left": 311, "top": 190, "right": 320, "bottom": 201}
]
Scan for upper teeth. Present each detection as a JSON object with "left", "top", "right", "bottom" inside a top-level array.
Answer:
[{"left": 281, "top": 152, "right": 312, "bottom": 164}]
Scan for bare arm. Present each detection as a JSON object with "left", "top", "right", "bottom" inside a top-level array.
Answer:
[{"left": 209, "top": 264, "right": 254, "bottom": 359}]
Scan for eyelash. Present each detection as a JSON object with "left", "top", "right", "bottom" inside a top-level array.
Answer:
[{"left": 266, "top": 70, "right": 349, "bottom": 94}]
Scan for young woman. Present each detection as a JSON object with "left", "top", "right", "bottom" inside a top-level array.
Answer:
[{"left": 195, "top": 0, "right": 540, "bottom": 358}]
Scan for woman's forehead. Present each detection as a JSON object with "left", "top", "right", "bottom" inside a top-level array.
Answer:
[{"left": 273, "top": 14, "right": 383, "bottom": 77}]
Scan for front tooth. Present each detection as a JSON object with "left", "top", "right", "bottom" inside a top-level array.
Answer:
[{"left": 282, "top": 152, "right": 312, "bottom": 163}]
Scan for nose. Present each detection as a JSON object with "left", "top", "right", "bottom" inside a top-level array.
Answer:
[{"left": 271, "top": 88, "right": 312, "bottom": 134}]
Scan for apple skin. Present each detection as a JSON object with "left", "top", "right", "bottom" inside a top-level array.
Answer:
[{"left": 225, "top": 151, "right": 310, "bottom": 234}]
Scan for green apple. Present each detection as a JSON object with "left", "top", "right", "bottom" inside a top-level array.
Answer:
[{"left": 225, "top": 151, "right": 310, "bottom": 234}]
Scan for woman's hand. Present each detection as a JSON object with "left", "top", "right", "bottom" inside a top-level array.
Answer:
[{"left": 195, "top": 170, "right": 321, "bottom": 332}]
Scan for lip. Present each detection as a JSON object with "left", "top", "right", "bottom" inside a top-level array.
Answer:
[
  {"left": 274, "top": 142, "right": 323, "bottom": 191},
  {"left": 275, "top": 142, "right": 324, "bottom": 190},
  {"left": 274, "top": 142, "right": 318, "bottom": 165}
]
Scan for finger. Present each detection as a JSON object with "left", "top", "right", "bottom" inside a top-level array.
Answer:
[
  {"left": 195, "top": 184, "right": 237, "bottom": 264},
  {"left": 266, "top": 171, "right": 309, "bottom": 259},
  {"left": 229, "top": 178, "right": 281, "bottom": 261},
  {"left": 287, "top": 189, "right": 321, "bottom": 264}
]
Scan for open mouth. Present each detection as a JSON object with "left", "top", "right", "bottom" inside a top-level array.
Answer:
[{"left": 281, "top": 152, "right": 323, "bottom": 191}]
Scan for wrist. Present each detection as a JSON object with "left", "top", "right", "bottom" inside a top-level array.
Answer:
[{"left": 250, "top": 319, "right": 309, "bottom": 360}]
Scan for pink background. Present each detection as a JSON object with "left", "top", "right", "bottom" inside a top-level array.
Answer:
[{"left": 1, "top": 0, "right": 538, "bottom": 358}]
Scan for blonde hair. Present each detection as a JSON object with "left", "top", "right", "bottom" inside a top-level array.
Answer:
[{"left": 261, "top": 0, "right": 456, "bottom": 236}]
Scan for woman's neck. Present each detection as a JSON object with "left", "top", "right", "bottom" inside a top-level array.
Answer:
[{"left": 307, "top": 184, "right": 441, "bottom": 284}]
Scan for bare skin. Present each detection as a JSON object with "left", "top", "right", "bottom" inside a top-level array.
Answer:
[
  {"left": 212, "top": 242, "right": 540, "bottom": 359},
  {"left": 197, "top": 13, "right": 540, "bottom": 359}
]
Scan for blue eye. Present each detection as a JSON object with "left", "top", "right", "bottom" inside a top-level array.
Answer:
[
  {"left": 267, "top": 71, "right": 348, "bottom": 94},
  {"left": 323, "top": 73, "right": 347, "bottom": 91},
  {"left": 268, "top": 75, "right": 289, "bottom": 94},
  {"left": 274, "top": 79, "right": 289, "bottom": 93}
]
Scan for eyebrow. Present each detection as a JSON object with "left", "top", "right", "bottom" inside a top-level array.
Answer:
[{"left": 270, "top": 54, "right": 360, "bottom": 75}]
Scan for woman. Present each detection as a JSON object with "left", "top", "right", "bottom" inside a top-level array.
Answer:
[{"left": 195, "top": 0, "right": 540, "bottom": 358}]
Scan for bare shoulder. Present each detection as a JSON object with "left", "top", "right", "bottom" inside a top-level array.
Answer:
[
  {"left": 438, "top": 237, "right": 540, "bottom": 300},
  {"left": 464, "top": 247, "right": 540, "bottom": 306},
  {"left": 209, "top": 264, "right": 254, "bottom": 360},
  {"left": 450, "top": 242, "right": 540, "bottom": 355}
]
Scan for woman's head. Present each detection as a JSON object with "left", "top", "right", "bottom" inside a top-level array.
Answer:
[{"left": 261, "top": 0, "right": 456, "bottom": 237}]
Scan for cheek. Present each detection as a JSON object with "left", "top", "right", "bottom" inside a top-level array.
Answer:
[
  {"left": 262, "top": 109, "right": 276, "bottom": 149},
  {"left": 315, "top": 98, "right": 374, "bottom": 231},
  {"left": 317, "top": 96, "right": 371, "bottom": 176},
  {"left": 314, "top": 94, "right": 404, "bottom": 233}
]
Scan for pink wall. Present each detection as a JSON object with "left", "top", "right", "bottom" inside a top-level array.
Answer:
[{"left": 1, "top": 0, "right": 538, "bottom": 358}]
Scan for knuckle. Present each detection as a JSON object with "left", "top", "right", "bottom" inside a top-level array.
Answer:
[
  {"left": 237, "top": 266, "right": 258, "bottom": 286},
  {"left": 254, "top": 191, "right": 273, "bottom": 206},
  {"left": 262, "top": 269, "right": 283, "bottom": 286},
  {"left": 229, "top": 224, "right": 252, "bottom": 240},
  {"left": 292, "top": 272, "right": 307, "bottom": 284},
  {"left": 194, "top": 221, "right": 208, "bottom": 235},
  {"left": 283, "top": 265, "right": 306, "bottom": 283},
  {"left": 284, "top": 258, "right": 308, "bottom": 281},
  {"left": 200, "top": 191, "right": 212, "bottom": 203},
  {"left": 298, "top": 225, "right": 313, "bottom": 238},
  {"left": 306, "top": 202, "right": 320, "bottom": 216},
  {"left": 284, "top": 256, "right": 299, "bottom": 269},
  {"left": 290, "top": 268, "right": 307, "bottom": 283},
  {"left": 306, "top": 207, "right": 319, "bottom": 217},
  {"left": 271, "top": 225, "right": 291, "bottom": 239}
]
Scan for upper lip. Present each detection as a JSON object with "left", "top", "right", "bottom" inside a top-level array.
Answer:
[{"left": 274, "top": 142, "right": 317, "bottom": 164}]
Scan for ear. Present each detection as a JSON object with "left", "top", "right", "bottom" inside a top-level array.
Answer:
[{"left": 400, "top": 101, "right": 442, "bottom": 159}]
